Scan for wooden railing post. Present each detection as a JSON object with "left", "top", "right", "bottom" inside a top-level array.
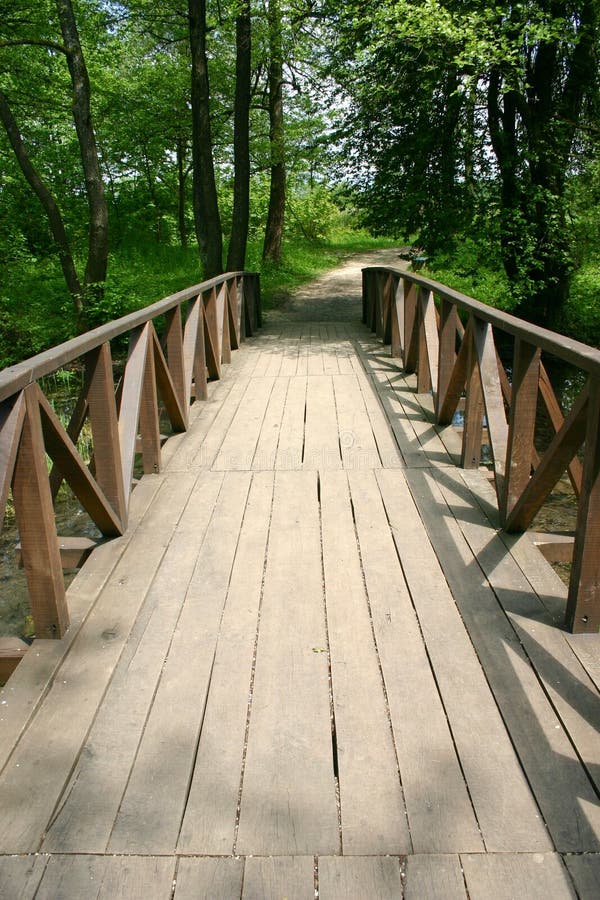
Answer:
[
  {"left": 12, "top": 385, "right": 69, "bottom": 638},
  {"left": 416, "top": 288, "right": 432, "bottom": 394},
  {"left": 86, "top": 342, "right": 127, "bottom": 526},
  {"left": 164, "top": 307, "right": 187, "bottom": 425},
  {"left": 501, "top": 339, "right": 540, "bottom": 524},
  {"left": 566, "top": 377, "right": 600, "bottom": 633},
  {"left": 390, "top": 277, "right": 404, "bottom": 359},
  {"left": 139, "top": 327, "right": 161, "bottom": 474},
  {"left": 461, "top": 318, "right": 485, "bottom": 469},
  {"left": 436, "top": 299, "right": 458, "bottom": 421},
  {"left": 404, "top": 282, "right": 419, "bottom": 373}
]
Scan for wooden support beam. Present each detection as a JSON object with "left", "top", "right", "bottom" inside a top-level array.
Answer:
[
  {"left": 529, "top": 532, "right": 574, "bottom": 564},
  {"left": 139, "top": 326, "right": 161, "bottom": 475},
  {"left": 152, "top": 331, "right": 187, "bottom": 432},
  {"left": 17, "top": 535, "right": 100, "bottom": 569},
  {"left": 390, "top": 277, "right": 404, "bottom": 360},
  {"left": 0, "top": 637, "right": 28, "bottom": 683},
  {"left": 49, "top": 386, "right": 88, "bottom": 501},
  {"left": 119, "top": 324, "right": 151, "bottom": 507},
  {"left": 12, "top": 384, "right": 69, "bottom": 639},
  {"left": 86, "top": 343, "right": 127, "bottom": 526},
  {"left": 0, "top": 392, "right": 25, "bottom": 532},
  {"left": 203, "top": 287, "right": 222, "bottom": 380},
  {"left": 418, "top": 288, "right": 439, "bottom": 396},
  {"left": 219, "top": 284, "right": 232, "bottom": 365},
  {"left": 383, "top": 273, "right": 394, "bottom": 345},
  {"left": 37, "top": 387, "right": 123, "bottom": 537},
  {"left": 404, "top": 282, "right": 419, "bottom": 374},
  {"left": 227, "top": 278, "right": 241, "bottom": 350},
  {"left": 539, "top": 363, "right": 583, "bottom": 496},
  {"left": 436, "top": 299, "right": 458, "bottom": 421},
  {"left": 461, "top": 320, "right": 485, "bottom": 469},
  {"left": 473, "top": 319, "right": 508, "bottom": 499},
  {"left": 164, "top": 307, "right": 187, "bottom": 426},
  {"left": 502, "top": 340, "right": 541, "bottom": 523},
  {"left": 505, "top": 383, "right": 589, "bottom": 533},
  {"left": 437, "top": 317, "right": 472, "bottom": 426},
  {"left": 566, "top": 378, "right": 600, "bottom": 633}
]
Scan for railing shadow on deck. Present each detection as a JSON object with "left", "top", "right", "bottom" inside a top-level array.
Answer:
[
  {"left": 0, "top": 271, "right": 261, "bottom": 644},
  {"left": 363, "top": 265, "right": 600, "bottom": 634}
]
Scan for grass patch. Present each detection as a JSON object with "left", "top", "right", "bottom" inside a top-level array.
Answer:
[{"left": 0, "top": 230, "right": 398, "bottom": 367}]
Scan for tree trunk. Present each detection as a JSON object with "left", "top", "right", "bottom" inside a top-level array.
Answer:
[
  {"left": 0, "top": 89, "right": 84, "bottom": 315},
  {"left": 177, "top": 137, "right": 188, "bottom": 250},
  {"left": 56, "top": 0, "right": 109, "bottom": 314},
  {"left": 227, "top": 1, "right": 251, "bottom": 272},
  {"left": 262, "top": 0, "right": 286, "bottom": 264},
  {"left": 188, "top": 0, "right": 223, "bottom": 278}
]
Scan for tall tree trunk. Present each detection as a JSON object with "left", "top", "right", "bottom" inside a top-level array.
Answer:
[
  {"left": 262, "top": 0, "right": 285, "bottom": 264},
  {"left": 227, "top": 1, "right": 251, "bottom": 272},
  {"left": 177, "top": 137, "right": 188, "bottom": 250},
  {"left": 0, "top": 90, "right": 84, "bottom": 315},
  {"left": 56, "top": 0, "right": 109, "bottom": 314},
  {"left": 188, "top": 0, "right": 223, "bottom": 278}
]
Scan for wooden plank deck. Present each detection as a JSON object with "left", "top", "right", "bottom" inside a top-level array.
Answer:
[{"left": 1, "top": 302, "right": 600, "bottom": 898}]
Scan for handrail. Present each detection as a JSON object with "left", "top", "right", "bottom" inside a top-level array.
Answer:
[
  {"left": 363, "top": 265, "right": 600, "bottom": 634},
  {"left": 0, "top": 271, "right": 261, "bottom": 640}
]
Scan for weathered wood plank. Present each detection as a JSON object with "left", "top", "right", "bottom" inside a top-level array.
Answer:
[
  {"left": 405, "top": 465, "right": 600, "bottom": 852},
  {"left": 333, "top": 374, "right": 382, "bottom": 470},
  {"left": 443, "top": 467, "right": 600, "bottom": 803},
  {"left": 242, "top": 857, "right": 314, "bottom": 900},
  {"left": 0, "top": 474, "right": 162, "bottom": 776},
  {"left": 36, "top": 855, "right": 175, "bottom": 900},
  {"left": 108, "top": 472, "right": 251, "bottom": 854},
  {"left": 563, "top": 853, "right": 600, "bottom": 899},
  {"left": 0, "top": 472, "right": 194, "bottom": 853},
  {"left": 303, "top": 375, "right": 342, "bottom": 469},
  {"left": 318, "top": 856, "right": 403, "bottom": 900},
  {"left": 189, "top": 377, "right": 251, "bottom": 468},
  {"left": 378, "top": 467, "right": 552, "bottom": 852},
  {"left": 252, "top": 376, "right": 288, "bottom": 469},
  {"left": 321, "top": 470, "right": 408, "bottom": 854},
  {"left": 461, "top": 853, "right": 576, "bottom": 900},
  {"left": 348, "top": 357, "right": 404, "bottom": 468},
  {"left": 404, "top": 855, "right": 467, "bottom": 900},
  {"left": 174, "top": 858, "right": 244, "bottom": 900},
  {"left": 275, "top": 376, "right": 306, "bottom": 469},
  {"left": 348, "top": 470, "right": 483, "bottom": 854},
  {"left": 43, "top": 472, "right": 224, "bottom": 853},
  {"left": 0, "top": 391, "right": 25, "bottom": 523},
  {"left": 0, "top": 854, "right": 48, "bottom": 898},
  {"left": 386, "top": 371, "right": 454, "bottom": 466},
  {"left": 178, "top": 471, "right": 273, "bottom": 854},
  {"left": 236, "top": 470, "right": 339, "bottom": 855},
  {"left": 213, "top": 377, "right": 275, "bottom": 470}
]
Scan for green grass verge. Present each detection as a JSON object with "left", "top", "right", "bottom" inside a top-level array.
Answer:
[{"left": 0, "top": 230, "right": 398, "bottom": 367}]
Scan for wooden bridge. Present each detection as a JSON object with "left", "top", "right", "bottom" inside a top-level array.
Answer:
[{"left": 1, "top": 251, "right": 600, "bottom": 898}]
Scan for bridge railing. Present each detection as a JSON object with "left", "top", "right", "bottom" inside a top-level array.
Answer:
[
  {"left": 363, "top": 266, "right": 600, "bottom": 634},
  {"left": 0, "top": 271, "right": 261, "bottom": 640}
]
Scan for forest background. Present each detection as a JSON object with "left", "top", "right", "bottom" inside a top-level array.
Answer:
[{"left": 0, "top": 0, "right": 598, "bottom": 369}]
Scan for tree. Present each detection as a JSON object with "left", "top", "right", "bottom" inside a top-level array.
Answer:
[
  {"left": 262, "top": 0, "right": 286, "bottom": 263},
  {"left": 0, "top": 0, "right": 109, "bottom": 322},
  {"left": 227, "top": 0, "right": 252, "bottom": 271},
  {"left": 325, "top": 0, "right": 600, "bottom": 325},
  {"left": 188, "top": 0, "right": 223, "bottom": 277}
]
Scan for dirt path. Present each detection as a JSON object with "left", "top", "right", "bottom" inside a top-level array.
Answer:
[{"left": 263, "top": 247, "right": 408, "bottom": 323}]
